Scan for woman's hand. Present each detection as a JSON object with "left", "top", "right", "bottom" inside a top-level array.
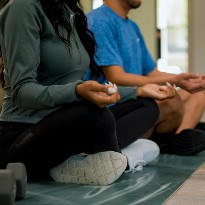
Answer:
[
  {"left": 138, "top": 83, "right": 176, "bottom": 101},
  {"left": 75, "top": 80, "right": 120, "bottom": 108}
]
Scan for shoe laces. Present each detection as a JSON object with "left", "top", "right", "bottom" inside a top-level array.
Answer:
[{"left": 125, "top": 159, "right": 147, "bottom": 173}]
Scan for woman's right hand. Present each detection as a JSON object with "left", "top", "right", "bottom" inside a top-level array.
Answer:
[
  {"left": 75, "top": 80, "right": 120, "bottom": 108},
  {"left": 137, "top": 83, "right": 176, "bottom": 101}
]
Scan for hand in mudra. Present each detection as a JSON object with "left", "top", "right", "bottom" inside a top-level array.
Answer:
[{"left": 138, "top": 83, "right": 176, "bottom": 101}]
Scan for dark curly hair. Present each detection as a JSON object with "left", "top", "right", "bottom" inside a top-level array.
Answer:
[
  {"left": 0, "top": 49, "right": 4, "bottom": 87},
  {"left": 0, "top": 0, "right": 101, "bottom": 87},
  {"left": 0, "top": 1, "right": 8, "bottom": 87}
]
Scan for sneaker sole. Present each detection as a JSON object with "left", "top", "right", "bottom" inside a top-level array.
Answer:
[{"left": 50, "top": 151, "right": 127, "bottom": 186}]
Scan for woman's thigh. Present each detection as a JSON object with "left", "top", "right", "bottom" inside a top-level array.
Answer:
[
  {"left": 0, "top": 101, "right": 119, "bottom": 180},
  {"left": 109, "top": 98, "right": 159, "bottom": 149}
]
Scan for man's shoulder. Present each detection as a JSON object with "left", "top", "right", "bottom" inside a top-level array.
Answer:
[
  {"left": 87, "top": 6, "right": 108, "bottom": 20},
  {"left": 87, "top": 6, "right": 112, "bottom": 28}
]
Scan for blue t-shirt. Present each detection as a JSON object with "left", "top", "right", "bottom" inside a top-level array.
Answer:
[{"left": 84, "top": 4, "right": 156, "bottom": 83}]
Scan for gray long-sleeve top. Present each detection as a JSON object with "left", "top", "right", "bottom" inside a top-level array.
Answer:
[{"left": 0, "top": 0, "right": 137, "bottom": 124}]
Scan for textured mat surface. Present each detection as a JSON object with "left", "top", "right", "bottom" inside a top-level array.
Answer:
[{"left": 16, "top": 150, "right": 205, "bottom": 205}]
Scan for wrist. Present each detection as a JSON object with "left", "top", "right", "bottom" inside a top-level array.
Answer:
[
  {"left": 75, "top": 81, "right": 84, "bottom": 99},
  {"left": 137, "top": 87, "right": 143, "bottom": 97}
]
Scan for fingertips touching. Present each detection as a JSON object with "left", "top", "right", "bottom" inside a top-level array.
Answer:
[
  {"left": 105, "top": 81, "right": 118, "bottom": 95},
  {"left": 160, "top": 82, "right": 176, "bottom": 97},
  {"left": 108, "top": 87, "right": 116, "bottom": 94},
  {"left": 160, "top": 85, "right": 168, "bottom": 91}
]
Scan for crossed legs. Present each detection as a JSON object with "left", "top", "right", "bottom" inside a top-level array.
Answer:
[
  {"left": 154, "top": 89, "right": 205, "bottom": 135},
  {"left": 176, "top": 89, "right": 205, "bottom": 133}
]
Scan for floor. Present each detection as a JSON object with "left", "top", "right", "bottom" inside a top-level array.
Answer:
[
  {"left": 164, "top": 163, "right": 205, "bottom": 205},
  {"left": 15, "top": 150, "right": 205, "bottom": 205}
]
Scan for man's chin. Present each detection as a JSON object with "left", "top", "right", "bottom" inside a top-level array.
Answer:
[{"left": 131, "top": 1, "right": 142, "bottom": 9}]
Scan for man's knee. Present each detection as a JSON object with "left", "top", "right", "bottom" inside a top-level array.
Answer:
[
  {"left": 154, "top": 94, "right": 184, "bottom": 133},
  {"left": 192, "top": 91, "right": 205, "bottom": 109},
  {"left": 158, "top": 93, "right": 184, "bottom": 119}
]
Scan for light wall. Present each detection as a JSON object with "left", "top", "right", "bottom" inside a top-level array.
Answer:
[
  {"left": 129, "top": 0, "right": 157, "bottom": 60},
  {"left": 82, "top": 0, "right": 92, "bottom": 13},
  {"left": 188, "top": 0, "right": 205, "bottom": 74}
]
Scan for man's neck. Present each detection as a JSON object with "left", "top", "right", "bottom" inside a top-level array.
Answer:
[{"left": 103, "top": 1, "right": 130, "bottom": 19}]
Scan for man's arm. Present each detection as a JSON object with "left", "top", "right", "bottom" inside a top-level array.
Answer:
[
  {"left": 102, "top": 65, "right": 205, "bottom": 93},
  {"left": 148, "top": 68, "right": 205, "bottom": 93},
  {"left": 103, "top": 65, "right": 175, "bottom": 86}
]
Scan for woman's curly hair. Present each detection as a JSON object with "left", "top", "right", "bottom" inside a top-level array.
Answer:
[
  {"left": 0, "top": 49, "right": 4, "bottom": 87},
  {"left": 0, "top": 0, "right": 101, "bottom": 87},
  {"left": 40, "top": 0, "right": 101, "bottom": 78}
]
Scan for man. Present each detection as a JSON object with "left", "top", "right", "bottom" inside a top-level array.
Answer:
[{"left": 84, "top": 0, "right": 205, "bottom": 155}]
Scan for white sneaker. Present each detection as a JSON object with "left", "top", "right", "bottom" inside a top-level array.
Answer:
[
  {"left": 50, "top": 151, "right": 127, "bottom": 186},
  {"left": 121, "top": 138, "right": 160, "bottom": 173}
]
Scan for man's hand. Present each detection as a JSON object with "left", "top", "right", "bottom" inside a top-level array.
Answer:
[{"left": 174, "top": 73, "right": 205, "bottom": 93}]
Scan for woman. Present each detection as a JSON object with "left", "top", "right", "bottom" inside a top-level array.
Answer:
[{"left": 0, "top": 0, "right": 175, "bottom": 185}]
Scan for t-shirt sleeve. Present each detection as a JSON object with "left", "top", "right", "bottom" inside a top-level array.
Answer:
[{"left": 87, "top": 13, "right": 123, "bottom": 67}]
